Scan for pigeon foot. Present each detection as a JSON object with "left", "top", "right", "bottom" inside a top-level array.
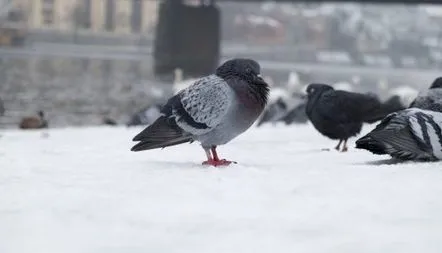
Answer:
[
  {"left": 340, "top": 139, "right": 348, "bottom": 152},
  {"left": 202, "top": 159, "right": 236, "bottom": 167}
]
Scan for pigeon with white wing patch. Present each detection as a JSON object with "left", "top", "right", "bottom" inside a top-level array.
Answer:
[{"left": 131, "top": 58, "right": 269, "bottom": 166}]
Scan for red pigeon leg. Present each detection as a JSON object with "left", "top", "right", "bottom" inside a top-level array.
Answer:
[{"left": 202, "top": 146, "right": 236, "bottom": 166}]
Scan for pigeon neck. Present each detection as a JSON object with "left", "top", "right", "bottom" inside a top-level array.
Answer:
[{"left": 232, "top": 79, "right": 269, "bottom": 110}]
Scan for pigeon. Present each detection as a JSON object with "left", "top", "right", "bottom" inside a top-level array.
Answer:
[
  {"left": 305, "top": 83, "right": 399, "bottom": 152},
  {"left": 126, "top": 104, "right": 163, "bottom": 127},
  {"left": 409, "top": 77, "right": 442, "bottom": 112},
  {"left": 102, "top": 117, "right": 118, "bottom": 126},
  {"left": 131, "top": 58, "right": 270, "bottom": 166},
  {"left": 356, "top": 108, "right": 442, "bottom": 161},
  {"left": 257, "top": 92, "right": 307, "bottom": 126},
  {"left": 256, "top": 97, "right": 287, "bottom": 126},
  {"left": 281, "top": 102, "right": 308, "bottom": 124},
  {"left": 19, "top": 110, "right": 48, "bottom": 129}
]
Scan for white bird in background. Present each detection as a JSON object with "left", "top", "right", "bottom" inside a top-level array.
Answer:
[
  {"left": 263, "top": 75, "right": 293, "bottom": 103},
  {"left": 332, "top": 81, "right": 353, "bottom": 92},
  {"left": 351, "top": 75, "right": 361, "bottom": 86},
  {"left": 377, "top": 78, "right": 390, "bottom": 98},
  {"left": 172, "top": 68, "right": 198, "bottom": 95},
  {"left": 286, "top": 71, "right": 301, "bottom": 92}
]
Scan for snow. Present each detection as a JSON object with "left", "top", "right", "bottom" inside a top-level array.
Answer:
[{"left": 1, "top": 123, "right": 442, "bottom": 253}]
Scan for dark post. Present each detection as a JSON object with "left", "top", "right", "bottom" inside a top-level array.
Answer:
[{"left": 153, "top": 0, "right": 220, "bottom": 79}]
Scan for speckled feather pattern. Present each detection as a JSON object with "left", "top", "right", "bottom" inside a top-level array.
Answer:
[{"left": 175, "top": 75, "right": 232, "bottom": 135}]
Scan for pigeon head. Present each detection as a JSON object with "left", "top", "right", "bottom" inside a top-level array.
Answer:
[
  {"left": 216, "top": 58, "right": 269, "bottom": 107},
  {"left": 429, "top": 77, "right": 442, "bottom": 89},
  {"left": 306, "top": 83, "right": 334, "bottom": 98},
  {"left": 216, "top": 58, "right": 263, "bottom": 84}
]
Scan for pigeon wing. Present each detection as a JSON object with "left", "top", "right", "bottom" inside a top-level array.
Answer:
[
  {"left": 162, "top": 75, "right": 232, "bottom": 136},
  {"left": 131, "top": 75, "right": 232, "bottom": 151}
]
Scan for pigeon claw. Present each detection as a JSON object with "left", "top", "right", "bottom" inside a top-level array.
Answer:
[{"left": 202, "top": 159, "right": 236, "bottom": 167}]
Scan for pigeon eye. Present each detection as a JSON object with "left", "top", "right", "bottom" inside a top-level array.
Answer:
[{"left": 246, "top": 67, "right": 252, "bottom": 73}]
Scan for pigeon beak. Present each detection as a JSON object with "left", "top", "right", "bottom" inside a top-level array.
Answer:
[{"left": 255, "top": 74, "right": 266, "bottom": 85}]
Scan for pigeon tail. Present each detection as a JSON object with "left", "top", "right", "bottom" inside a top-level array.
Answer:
[
  {"left": 356, "top": 134, "right": 389, "bottom": 155},
  {"left": 131, "top": 116, "right": 192, "bottom": 151},
  {"left": 361, "top": 97, "right": 405, "bottom": 124}
]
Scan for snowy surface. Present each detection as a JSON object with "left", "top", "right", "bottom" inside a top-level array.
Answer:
[{"left": 1, "top": 123, "right": 442, "bottom": 253}]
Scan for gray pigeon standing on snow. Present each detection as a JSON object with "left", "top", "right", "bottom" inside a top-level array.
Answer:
[
  {"left": 131, "top": 58, "right": 270, "bottom": 166},
  {"left": 409, "top": 77, "right": 442, "bottom": 112}
]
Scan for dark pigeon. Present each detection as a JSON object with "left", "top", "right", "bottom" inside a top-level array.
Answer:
[
  {"left": 131, "top": 58, "right": 270, "bottom": 166},
  {"left": 256, "top": 97, "right": 287, "bottom": 126},
  {"left": 281, "top": 102, "right": 308, "bottom": 124},
  {"left": 356, "top": 108, "right": 442, "bottom": 161},
  {"left": 305, "top": 83, "right": 399, "bottom": 152},
  {"left": 126, "top": 104, "right": 163, "bottom": 127},
  {"left": 257, "top": 92, "right": 308, "bottom": 126},
  {"left": 409, "top": 77, "right": 442, "bottom": 112},
  {"left": 103, "top": 117, "right": 118, "bottom": 126}
]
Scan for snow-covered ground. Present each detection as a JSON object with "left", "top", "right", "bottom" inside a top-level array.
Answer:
[{"left": 1, "top": 123, "right": 442, "bottom": 253}]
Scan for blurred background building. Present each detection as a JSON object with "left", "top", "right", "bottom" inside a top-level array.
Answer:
[
  {"left": 0, "top": 0, "right": 158, "bottom": 45},
  {"left": 3, "top": 0, "right": 158, "bottom": 31},
  {"left": 1, "top": 0, "right": 442, "bottom": 128}
]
